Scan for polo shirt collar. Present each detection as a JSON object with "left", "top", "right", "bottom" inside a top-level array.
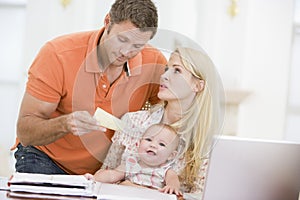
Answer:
[{"left": 85, "top": 28, "right": 103, "bottom": 73}]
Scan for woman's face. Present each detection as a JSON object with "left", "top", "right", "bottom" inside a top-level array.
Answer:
[{"left": 158, "top": 53, "right": 197, "bottom": 104}]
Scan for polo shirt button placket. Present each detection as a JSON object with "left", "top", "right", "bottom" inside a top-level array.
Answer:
[{"left": 101, "top": 84, "right": 110, "bottom": 98}]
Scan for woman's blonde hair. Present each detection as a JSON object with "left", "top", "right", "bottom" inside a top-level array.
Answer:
[{"left": 170, "top": 47, "right": 225, "bottom": 191}]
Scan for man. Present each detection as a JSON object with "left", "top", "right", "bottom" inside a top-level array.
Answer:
[{"left": 13, "top": 0, "right": 166, "bottom": 175}]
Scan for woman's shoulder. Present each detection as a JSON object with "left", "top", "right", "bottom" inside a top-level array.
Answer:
[
  {"left": 121, "top": 104, "right": 164, "bottom": 124},
  {"left": 112, "top": 105, "right": 164, "bottom": 147},
  {"left": 122, "top": 109, "right": 149, "bottom": 119}
]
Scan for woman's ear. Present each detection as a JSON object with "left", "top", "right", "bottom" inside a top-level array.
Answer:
[{"left": 193, "top": 79, "right": 205, "bottom": 93}]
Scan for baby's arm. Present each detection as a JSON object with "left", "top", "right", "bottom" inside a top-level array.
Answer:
[
  {"left": 120, "top": 180, "right": 148, "bottom": 188},
  {"left": 159, "top": 169, "right": 182, "bottom": 196},
  {"left": 93, "top": 165, "right": 125, "bottom": 183}
]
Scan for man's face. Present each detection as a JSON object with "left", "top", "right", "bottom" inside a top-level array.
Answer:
[{"left": 101, "top": 20, "right": 153, "bottom": 67}]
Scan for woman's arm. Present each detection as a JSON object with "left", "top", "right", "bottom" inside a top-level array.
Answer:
[
  {"left": 102, "top": 111, "right": 146, "bottom": 169},
  {"left": 102, "top": 142, "right": 125, "bottom": 169},
  {"left": 193, "top": 158, "right": 209, "bottom": 193}
]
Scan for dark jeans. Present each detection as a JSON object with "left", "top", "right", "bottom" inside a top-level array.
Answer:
[{"left": 14, "top": 143, "right": 67, "bottom": 174}]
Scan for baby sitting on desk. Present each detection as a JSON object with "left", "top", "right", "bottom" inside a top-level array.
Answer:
[{"left": 85, "top": 123, "right": 181, "bottom": 195}]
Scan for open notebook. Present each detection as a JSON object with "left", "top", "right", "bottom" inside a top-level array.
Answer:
[{"left": 8, "top": 172, "right": 176, "bottom": 200}]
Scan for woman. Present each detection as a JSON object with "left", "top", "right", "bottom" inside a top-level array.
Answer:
[{"left": 100, "top": 47, "right": 225, "bottom": 198}]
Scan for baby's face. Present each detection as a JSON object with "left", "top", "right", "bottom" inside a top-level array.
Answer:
[{"left": 137, "top": 125, "right": 179, "bottom": 167}]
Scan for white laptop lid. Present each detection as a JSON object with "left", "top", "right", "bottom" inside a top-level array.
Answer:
[{"left": 203, "top": 136, "right": 300, "bottom": 200}]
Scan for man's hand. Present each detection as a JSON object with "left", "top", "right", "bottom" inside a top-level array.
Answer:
[
  {"left": 66, "top": 111, "right": 106, "bottom": 136},
  {"left": 17, "top": 93, "right": 106, "bottom": 146}
]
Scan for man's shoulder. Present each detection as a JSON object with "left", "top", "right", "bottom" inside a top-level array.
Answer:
[
  {"left": 46, "top": 30, "right": 98, "bottom": 53},
  {"left": 140, "top": 44, "right": 167, "bottom": 63},
  {"left": 142, "top": 44, "right": 161, "bottom": 53}
]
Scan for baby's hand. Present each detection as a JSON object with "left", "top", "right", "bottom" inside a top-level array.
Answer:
[
  {"left": 159, "top": 185, "right": 182, "bottom": 196},
  {"left": 84, "top": 173, "right": 94, "bottom": 180}
]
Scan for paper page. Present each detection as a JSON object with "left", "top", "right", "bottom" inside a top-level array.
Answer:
[
  {"left": 7, "top": 191, "right": 95, "bottom": 200},
  {"left": 9, "top": 173, "right": 90, "bottom": 187},
  {"left": 8, "top": 173, "right": 95, "bottom": 197},
  {"left": 9, "top": 185, "right": 94, "bottom": 196},
  {"left": 183, "top": 192, "right": 201, "bottom": 200},
  {"left": 97, "top": 183, "right": 177, "bottom": 200},
  {"left": 93, "top": 107, "right": 125, "bottom": 131},
  {"left": 0, "top": 177, "right": 9, "bottom": 191}
]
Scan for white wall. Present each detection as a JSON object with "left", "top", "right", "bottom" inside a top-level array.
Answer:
[
  {"left": 0, "top": 0, "right": 27, "bottom": 177},
  {"left": 285, "top": 5, "right": 300, "bottom": 142},
  {"left": 157, "top": 0, "right": 294, "bottom": 140},
  {"left": 23, "top": 0, "right": 112, "bottom": 70},
  {"left": 238, "top": 0, "right": 294, "bottom": 139}
]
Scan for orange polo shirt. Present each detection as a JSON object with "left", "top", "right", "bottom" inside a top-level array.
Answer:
[{"left": 15, "top": 28, "right": 166, "bottom": 174}]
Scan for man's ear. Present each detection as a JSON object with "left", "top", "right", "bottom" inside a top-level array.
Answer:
[
  {"left": 193, "top": 79, "right": 205, "bottom": 93},
  {"left": 104, "top": 14, "right": 110, "bottom": 27}
]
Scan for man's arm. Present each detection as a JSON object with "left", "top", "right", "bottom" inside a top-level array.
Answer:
[{"left": 17, "top": 92, "right": 104, "bottom": 146}]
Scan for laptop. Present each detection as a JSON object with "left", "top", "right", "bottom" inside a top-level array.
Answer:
[{"left": 202, "top": 136, "right": 300, "bottom": 200}]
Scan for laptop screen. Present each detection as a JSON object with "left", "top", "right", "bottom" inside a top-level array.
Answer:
[{"left": 203, "top": 136, "right": 300, "bottom": 200}]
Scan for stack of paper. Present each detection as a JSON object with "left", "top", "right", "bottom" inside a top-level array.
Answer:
[
  {"left": 7, "top": 173, "right": 177, "bottom": 200},
  {"left": 8, "top": 172, "right": 95, "bottom": 197}
]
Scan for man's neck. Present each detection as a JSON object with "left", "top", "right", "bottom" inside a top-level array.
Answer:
[{"left": 104, "top": 64, "right": 124, "bottom": 85}]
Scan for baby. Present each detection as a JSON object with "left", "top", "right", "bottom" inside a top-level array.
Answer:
[{"left": 87, "top": 123, "right": 181, "bottom": 195}]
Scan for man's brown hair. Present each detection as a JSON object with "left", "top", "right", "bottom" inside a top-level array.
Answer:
[{"left": 109, "top": 0, "right": 158, "bottom": 39}]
